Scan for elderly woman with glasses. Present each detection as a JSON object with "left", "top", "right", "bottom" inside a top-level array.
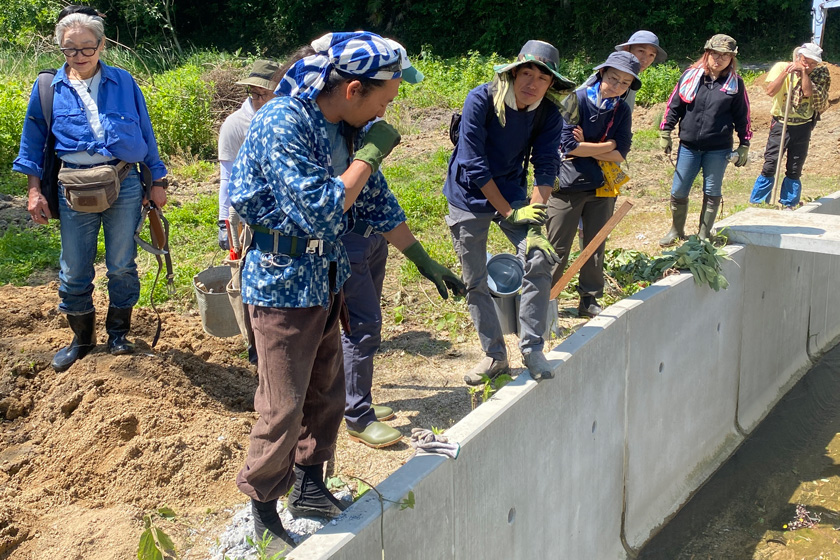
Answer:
[
  {"left": 546, "top": 51, "right": 640, "bottom": 319},
  {"left": 658, "top": 34, "right": 753, "bottom": 246},
  {"left": 14, "top": 5, "right": 167, "bottom": 372}
]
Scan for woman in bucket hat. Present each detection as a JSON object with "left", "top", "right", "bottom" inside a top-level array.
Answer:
[
  {"left": 658, "top": 34, "right": 752, "bottom": 245},
  {"left": 444, "top": 39, "right": 575, "bottom": 384},
  {"left": 749, "top": 42, "right": 831, "bottom": 208},
  {"left": 546, "top": 51, "right": 640, "bottom": 318},
  {"left": 581, "top": 30, "right": 667, "bottom": 112}
]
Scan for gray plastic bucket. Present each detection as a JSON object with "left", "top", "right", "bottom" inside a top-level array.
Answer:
[{"left": 193, "top": 265, "right": 240, "bottom": 338}]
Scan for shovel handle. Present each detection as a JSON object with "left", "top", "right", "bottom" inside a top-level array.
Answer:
[{"left": 549, "top": 200, "right": 633, "bottom": 300}]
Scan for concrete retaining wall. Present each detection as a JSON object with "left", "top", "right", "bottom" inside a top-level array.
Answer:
[{"left": 288, "top": 197, "right": 840, "bottom": 560}]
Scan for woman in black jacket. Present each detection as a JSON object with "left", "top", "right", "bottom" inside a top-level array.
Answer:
[{"left": 658, "top": 34, "right": 752, "bottom": 245}]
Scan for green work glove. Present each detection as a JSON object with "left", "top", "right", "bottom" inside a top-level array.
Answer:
[
  {"left": 525, "top": 226, "right": 562, "bottom": 266},
  {"left": 658, "top": 130, "right": 672, "bottom": 155},
  {"left": 354, "top": 121, "right": 401, "bottom": 174},
  {"left": 504, "top": 203, "right": 548, "bottom": 226},
  {"left": 401, "top": 241, "right": 466, "bottom": 299},
  {"left": 734, "top": 144, "right": 749, "bottom": 167}
]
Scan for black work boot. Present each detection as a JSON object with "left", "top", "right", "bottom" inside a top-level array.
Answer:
[
  {"left": 287, "top": 463, "right": 348, "bottom": 519},
  {"left": 698, "top": 195, "right": 722, "bottom": 240},
  {"left": 251, "top": 499, "right": 296, "bottom": 554},
  {"left": 52, "top": 311, "right": 96, "bottom": 372},
  {"left": 659, "top": 196, "right": 689, "bottom": 247},
  {"left": 106, "top": 306, "right": 135, "bottom": 355}
]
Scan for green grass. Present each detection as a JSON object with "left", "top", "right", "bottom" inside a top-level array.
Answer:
[{"left": 0, "top": 223, "right": 61, "bottom": 284}]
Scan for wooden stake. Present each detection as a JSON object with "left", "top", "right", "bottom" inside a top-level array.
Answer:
[{"left": 549, "top": 200, "right": 634, "bottom": 300}]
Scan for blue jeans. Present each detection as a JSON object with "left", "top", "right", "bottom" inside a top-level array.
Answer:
[
  {"left": 58, "top": 169, "right": 143, "bottom": 314},
  {"left": 670, "top": 145, "right": 730, "bottom": 198}
]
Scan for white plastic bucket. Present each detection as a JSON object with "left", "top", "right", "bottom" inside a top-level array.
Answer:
[{"left": 193, "top": 265, "right": 240, "bottom": 338}]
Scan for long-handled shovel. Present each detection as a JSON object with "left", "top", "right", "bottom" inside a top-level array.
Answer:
[
  {"left": 550, "top": 200, "right": 634, "bottom": 300},
  {"left": 770, "top": 75, "right": 795, "bottom": 206}
]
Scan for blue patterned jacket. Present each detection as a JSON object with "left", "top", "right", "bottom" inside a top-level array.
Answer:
[{"left": 230, "top": 96, "right": 406, "bottom": 309}]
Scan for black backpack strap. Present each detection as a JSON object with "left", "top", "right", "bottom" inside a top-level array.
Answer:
[
  {"left": 37, "top": 69, "right": 56, "bottom": 130},
  {"left": 37, "top": 69, "right": 60, "bottom": 219}
]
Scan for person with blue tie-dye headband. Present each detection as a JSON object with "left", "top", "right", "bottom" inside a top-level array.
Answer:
[{"left": 229, "top": 31, "right": 464, "bottom": 553}]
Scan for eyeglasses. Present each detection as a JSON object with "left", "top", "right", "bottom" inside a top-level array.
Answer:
[
  {"left": 708, "top": 51, "right": 733, "bottom": 60},
  {"left": 60, "top": 40, "right": 101, "bottom": 58},
  {"left": 247, "top": 87, "right": 275, "bottom": 101}
]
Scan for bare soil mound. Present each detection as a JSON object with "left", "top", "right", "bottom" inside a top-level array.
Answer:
[{"left": 0, "top": 283, "right": 257, "bottom": 559}]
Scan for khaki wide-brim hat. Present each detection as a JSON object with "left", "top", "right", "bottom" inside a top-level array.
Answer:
[
  {"left": 235, "top": 59, "right": 280, "bottom": 90},
  {"left": 493, "top": 40, "right": 576, "bottom": 91}
]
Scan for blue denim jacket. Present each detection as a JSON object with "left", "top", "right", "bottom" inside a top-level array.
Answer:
[
  {"left": 230, "top": 96, "right": 406, "bottom": 309},
  {"left": 13, "top": 61, "right": 167, "bottom": 180}
]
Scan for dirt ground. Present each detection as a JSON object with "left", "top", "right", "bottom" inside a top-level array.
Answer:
[{"left": 2, "top": 65, "right": 840, "bottom": 560}]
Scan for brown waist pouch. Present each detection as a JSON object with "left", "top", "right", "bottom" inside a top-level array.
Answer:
[{"left": 59, "top": 161, "right": 131, "bottom": 213}]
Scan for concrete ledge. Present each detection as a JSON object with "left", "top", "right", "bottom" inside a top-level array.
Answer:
[{"left": 716, "top": 207, "right": 840, "bottom": 255}]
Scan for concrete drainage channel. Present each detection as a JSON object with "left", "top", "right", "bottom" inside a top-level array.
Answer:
[
  {"left": 267, "top": 192, "right": 840, "bottom": 560},
  {"left": 638, "top": 341, "right": 840, "bottom": 558}
]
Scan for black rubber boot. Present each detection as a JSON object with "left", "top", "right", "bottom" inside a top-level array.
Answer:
[
  {"left": 698, "top": 195, "right": 722, "bottom": 240},
  {"left": 52, "top": 311, "right": 96, "bottom": 372},
  {"left": 106, "top": 306, "right": 135, "bottom": 355},
  {"left": 287, "top": 463, "right": 348, "bottom": 519},
  {"left": 251, "top": 499, "right": 296, "bottom": 554},
  {"left": 659, "top": 196, "right": 689, "bottom": 247}
]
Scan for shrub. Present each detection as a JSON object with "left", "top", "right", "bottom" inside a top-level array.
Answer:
[
  {"left": 635, "top": 62, "right": 683, "bottom": 107},
  {"left": 141, "top": 63, "right": 215, "bottom": 160},
  {"left": 0, "top": 78, "right": 28, "bottom": 169}
]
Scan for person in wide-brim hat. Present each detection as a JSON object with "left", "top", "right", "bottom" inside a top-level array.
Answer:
[{"left": 493, "top": 39, "right": 576, "bottom": 91}]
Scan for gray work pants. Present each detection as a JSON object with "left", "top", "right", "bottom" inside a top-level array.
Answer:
[
  {"left": 545, "top": 191, "right": 616, "bottom": 297},
  {"left": 446, "top": 204, "right": 552, "bottom": 359}
]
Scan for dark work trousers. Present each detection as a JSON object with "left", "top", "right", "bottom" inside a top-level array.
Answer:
[
  {"left": 546, "top": 191, "right": 616, "bottom": 297},
  {"left": 341, "top": 232, "right": 388, "bottom": 431},
  {"left": 236, "top": 296, "right": 345, "bottom": 502},
  {"left": 760, "top": 118, "right": 813, "bottom": 180}
]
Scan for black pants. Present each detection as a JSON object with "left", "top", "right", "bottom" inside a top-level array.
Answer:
[{"left": 760, "top": 117, "right": 813, "bottom": 180}]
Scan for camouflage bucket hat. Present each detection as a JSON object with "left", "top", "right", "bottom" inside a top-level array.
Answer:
[
  {"left": 493, "top": 40, "right": 576, "bottom": 91},
  {"left": 704, "top": 34, "right": 738, "bottom": 55}
]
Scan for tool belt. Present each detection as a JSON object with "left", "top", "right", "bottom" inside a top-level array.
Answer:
[
  {"left": 350, "top": 218, "right": 376, "bottom": 238},
  {"left": 59, "top": 159, "right": 131, "bottom": 213},
  {"left": 251, "top": 224, "right": 335, "bottom": 257}
]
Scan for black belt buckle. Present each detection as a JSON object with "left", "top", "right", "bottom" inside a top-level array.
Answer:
[{"left": 305, "top": 239, "right": 324, "bottom": 256}]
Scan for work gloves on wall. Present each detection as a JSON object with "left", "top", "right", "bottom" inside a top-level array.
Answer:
[
  {"left": 658, "top": 130, "right": 672, "bottom": 155},
  {"left": 526, "top": 226, "right": 562, "bottom": 266},
  {"left": 355, "top": 121, "right": 402, "bottom": 174},
  {"left": 402, "top": 241, "right": 466, "bottom": 299},
  {"left": 504, "top": 203, "right": 548, "bottom": 226}
]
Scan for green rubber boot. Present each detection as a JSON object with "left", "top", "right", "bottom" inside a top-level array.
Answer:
[
  {"left": 659, "top": 196, "right": 689, "bottom": 247},
  {"left": 698, "top": 195, "right": 722, "bottom": 240}
]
